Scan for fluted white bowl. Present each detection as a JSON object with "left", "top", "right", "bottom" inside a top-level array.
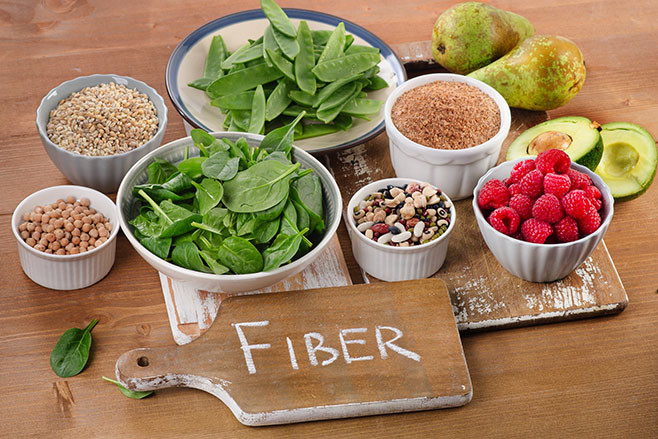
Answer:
[
  {"left": 12, "top": 185, "right": 120, "bottom": 290},
  {"left": 384, "top": 73, "right": 511, "bottom": 200},
  {"left": 346, "top": 178, "right": 456, "bottom": 281},
  {"left": 36, "top": 74, "right": 168, "bottom": 193},
  {"left": 472, "top": 159, "right": 614, "bottom": 283}
]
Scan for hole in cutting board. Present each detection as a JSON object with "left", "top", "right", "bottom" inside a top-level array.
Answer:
[{"left": 137, "top": 356, "right": 150, "bottom": 367}]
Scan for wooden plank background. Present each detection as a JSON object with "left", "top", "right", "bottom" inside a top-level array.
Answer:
[{"left": 1, "top": 0, "right": 658, "bottom": 437}]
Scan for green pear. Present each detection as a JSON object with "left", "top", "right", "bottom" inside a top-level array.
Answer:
[
  {"left": 431, "top": 2, "right": 534, "bottom": 75},
  {"left": 468, "top": 35, "right": 586, "bottom": 111}
]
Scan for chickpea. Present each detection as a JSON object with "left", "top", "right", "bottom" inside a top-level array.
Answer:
[
  {"left": 73, "top": 213, "right": 83, "bottom": 221},
  {"left": 69, "top": 247, "right": 80, "bottom": 255},
  {"left": 41, "top": 214, "right": 50, "bottom": 224},
  {"left": 80, "top": 198, "right": 90, "bottom": 207},
  {"left": 51, "top": 241, "right": 61, "bottom": 251},
  {"left": 73, "top": 219, "right": 83, "bottom": 229},
  {"left": 19, "top": 222, "right": 27, "bottom": 232},
  {"left": 26, "top": 223, "right": 35, "bottom": 232},
  {"left": 103, "top": 222, "right": 112, "bottom": 231},
  {"left": 71, "top": 228, "right": 81, "bottom": 237},
  {"left": 35, "top": 225, "right": 42, "bottom": 234},
  {"left": 89, "top": 208, "right": 96, "bottom": 214},
  {"left": 30, "top": 212, "right": 41, "bottom": 223},
  {"left": 45, "top": 249, "right": 53, "bottom": 254},
  {"left": 45, "top": 232, "right": 56, "bottom": 242},
  {"left": 98, "top": 228, "right": 109, "bottom": 238},
  {"left": 45, "top": 224, "right": 55, "bottom": 233},
  {"left": 65, "top": 243, "right": 75, "bottom": 252},
  {"left": 50, "top": 210, "right": 60, "bottom": 219},
  {"left": 22, "top": 212, "right": 29, "bottom": 221},
  {"left": 61, "top": 209, "right": 71, "bottom": 219},
  {"left": 54, "top": 219, "right": 64, "bottom": 229},
  {"left": 32, "top": 231, "right": 41, "bottom": 240},
  {"left": 72, "top": 236, "right": 81, "bottom": 245},
  {"left": 88, "top": 237, "right": 96, "bottom": 246},
  {"left": 66, "top": 196, "right": 76, "bottom": 204},
  {"left": 39, "top": 238, "right": 48, "bottom": 247},
  {"left": 81, "top": 223, "right": 91, "bottom": 233},
  {"left": 54, "top": 229, "right": 64, "bottom": 240},
  {"left": 80, "top": 233, "right": 90, "bottom": 242},
  {"left": 64, "top": 221, "right": 74, "bottom": 232},
  {"left": 56, "top": 249, "right": 66, "bottom": 255},
  {"left": 74, "top": 206, "right": 84, "bottom": 214},
  {"left": 34, "top": 244, "right": 46, "bottom": 252},
  {"left": 79, "top": 247, "right": 87, "bottom": 253},
  {"left": 82, "top": 216, "right": 92, "bottom": 225},
  {"left": 64, "top": 231, "right": 71, "bottom": 240},
  {"left": 60, "top": 237, "right": 69, "bottom": 247},
  {"left": 43, "top": 205, "right": 53, "bottom": 213},
  {"left": 97, "top": 237, "right": 107, "bottom": 244},
  {"left": 34, "top": 206, "right": 43, "bottom": 214},
  {"left": 20, "top": 230, "right": 29, "bottom": 239},
  {"left": 83, "top": 209, "right": 92, "bottom": 216},
  {"left": 89, "top": 229, "right": 99, "bottom": 238},
  {"left": 79, "top": 241, "right": 89, "bottom": 249},
  {"left": 26, "top": 237, "right": 36, "bottom": 247},
  {"left": 58, "top": 201, "right": 67, "bottom": 210}
]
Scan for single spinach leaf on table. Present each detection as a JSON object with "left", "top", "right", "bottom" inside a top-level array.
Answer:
[
  {"left": 102, "top": 376, "right": 153, "bottom": 399},
  {"left": 222, "top": 159, "right": 300, "bottom": 213},
  {"left": 192, "top": 178, "right": 223, "bottom": 215},
  {"left": 172, "top": 242, "right": 211, "bottom": 273},
  {"left": 262, "top": 228, "right": 309, "bottom": 271},
  {"left": 50, "top": 319, "right": 98, "bottom": 378},
  {"left": 217, "top": 236, "right": 264, "bottom": 274}
]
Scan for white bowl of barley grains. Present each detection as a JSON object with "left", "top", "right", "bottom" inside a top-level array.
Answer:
[
  {"left": 384, "top": 73, "right": 511, "bottom": 200},
  {"left": 36, "top": 74, "right": 168, "bottom": 193}
]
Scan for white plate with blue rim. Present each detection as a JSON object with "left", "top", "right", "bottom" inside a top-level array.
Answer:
[{"left": 166, "top": 8, "right": 407, "bottom": 154}]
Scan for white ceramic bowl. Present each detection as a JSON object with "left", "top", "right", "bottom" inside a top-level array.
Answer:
[
  {"left": 384, "top": 73, "right": 511, "bottom": 200},
  {"left": 12, "top": 185, "right": 120, "bottom": 290},
  {"left": 116, "top": 132, "right": 342, "bottom": 293},
  {"left": 36, "top": 74, "right": 168, "bottom": 193},
  {"left": 472, "top": 159, "right": 614, "bottom": 283},
  {"left": 346, "top": 178, "right": 456, "bottom": 281}
]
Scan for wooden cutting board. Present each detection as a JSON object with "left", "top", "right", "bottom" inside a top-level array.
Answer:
[
  {"left": 328, "top": 42, "right": 628, "bottom": 330},
  {"left": 116, "top": 279, "right": 472, "bottom": 426}
]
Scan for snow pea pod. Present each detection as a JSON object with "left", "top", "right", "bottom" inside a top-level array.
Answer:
[
  {"left": 317, "top": 22, "right": 345, "bottom": 64},
  {"left": 294, "top": 123, "right": 341, "bottom": 140},
  {"left": 317, "top": 81, "right": 356, "bottom": 112},
  {"left": 365, "top": 75, "right": 389, "bottom": 91},
  {"left": 317, "top": 82, "right": 363, "bottom": 123},
  {"left": 260, "top": 0, "right": 296, "bottom": 38},
  {"left": 248, "top": 85, "right": 266, "bottom": 134},
  {"left": 312, "top": 52, "right": 380, "bottom": 82},
  {"left": 313, "top": 73, "right": 364, "bottom": 107},
  {"left": 221, "top": 43, "right": 263, "bottom": 69},
  {"left": 210, "top": 91, "right": 254, "bottom": 111},
  {"left": 266, "top": 48, "right": 295, "bottom": 82},
  {"left": 208, "top": 63, "right": 283, "bottom": 96},
  {"left": 230, "top": 110, "right": 251, "bottom": 131},
  {"left": 263, "top": 24, "right": 278, "bottom": 66},
  {"left": 289, "top": 90, "right": 315, "bottom": 107},
  {"left": 294, "top": 21, "right": 316, "bottom": 95},
  {"left": 311, "top": 30, "right": 332, "bottom": 46},
  {"left": 341, "top": 98, "right": 384, "bottom": 116},
  {"left": 345, "top": 45, "right": 380, "bottom": 56},
  {"left": 204, "top": 35, "right": 228, "bottom": 78},
  {"left": 265, "top": 78, "right": 294, "bottom": 121},
  {"left": 272, "top": 25, "right": 299, "bottom": 60}
]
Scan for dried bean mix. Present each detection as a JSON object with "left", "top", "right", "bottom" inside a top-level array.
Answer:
[
  {"left": 47, "top": 82, "right": 159, "bottom": 156},
  {"left": 391, "top": 81, "right": 500, "bottom": 150},
  {"left": 353, "top": 182, "right": 452, "bottom": 246},
  {"left": 18, "top": 196, "right": 112, "bottom": 255}
]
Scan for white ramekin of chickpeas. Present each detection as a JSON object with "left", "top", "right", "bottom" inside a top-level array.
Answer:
[{"left": 11, "top": 185, "right": 120, "bottom": 290}]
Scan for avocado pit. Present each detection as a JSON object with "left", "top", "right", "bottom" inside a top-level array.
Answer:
[{"left": 527, "top": 131, "right": 572, "bottom": 154}]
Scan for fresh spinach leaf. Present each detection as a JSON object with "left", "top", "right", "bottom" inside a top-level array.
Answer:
[
  {"left": 199, "top": 250, "right": 230, "bottom": 274},
  {"left": 147, "top": 158, "right": 178, "bottom": 184},
  {"left": 259, "top": 112, "right": 305, "bottom": 156},
  {"left": 217, "top": 236, "right": 264, "bottom": 274},
  {"left": 252, "top": 217, "right": 281, "bottom": 244},
  {"left": 262, "top": 228, "right": 308, "bottom": 271},
  {"left": 140, "top": 235, "right": 172, "bottom": 259},
  {"left": 222, "top": 160, "right": 300, "bottom": 213},
  {"left": 253, "top": 195, "right": 288, "bottom": 221},
  {"left": 178, "top": 157, "right": 207, "bottom": 179},
  {"left": 291, "top": 173, "right": 325, "bottom": 233},
  {"left": 172, "top": 242, "right": 211, "bottom": 273},
  {"left": 102, "top": 376, "right": 154, "bottom": 399},
  {"left": 192, "top": 178, "right": 223, "bottom": 215},
  {"left": 50, "top": 319, "right": 98, "bottom": 378},
  {"left": 201, "top": 150, "right": 240, "bottom": 181}
]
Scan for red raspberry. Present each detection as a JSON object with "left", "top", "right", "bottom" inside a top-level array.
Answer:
[
  {"left": 578, "top": 209, "right": 601, "bottom": 236},
  {"left": 509, "top": 194, "right": 534, "bottom": 220},
  {"left": 535, "top": 149, "right": 571, "bottom": 174},
  {"left": 508, "top": 183, "right": 522, "bottom": 196},
  {"left": 591, "top": 198, "right": 602, "bottom": 211},
  {"left": 478, "top": 179, "right": 510, "bottom": 210},
  {"left": 519, "top": 169, "right": 544, "bottom": 198},
  {"left": 555, "top": 216, "right": 579, "bottom": 242},
  {"left": 503, "top": 177, "right": 514, "bottom": 187},
  {"left": 521, "top": 218, "right": 554, "bottom": 244},
  {"left": 488, "top": 207, "right": 521, "bottom": 235},
  {"left": 543, "top": 173, "right": 571, "bottom": 198},
  {"left": 509, "top": 159, "right": 536, "bottom": 183},
  {"left": 532, "top": 194, "right": 564, "bottom": 224},
  {"left": 562, "top": 190, "right": 594, "bottom": 219},
  {"left": 585, "top": 185, "right": 602, "bottom": 200},
  {"left": 511, "top": 230, "right": 524, "bottom": 241},
  {"left": 567, "top": 168, "right": 591, "bottom": 190}
]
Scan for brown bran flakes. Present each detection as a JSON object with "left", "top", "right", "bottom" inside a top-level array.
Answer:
[{"left": 391, "top": 81, "right": 501, "bottom": 150}]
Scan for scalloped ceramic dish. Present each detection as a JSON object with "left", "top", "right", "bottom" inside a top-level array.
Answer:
[{"left": 166, "top": 8, "right": 406, "bottom": 154}]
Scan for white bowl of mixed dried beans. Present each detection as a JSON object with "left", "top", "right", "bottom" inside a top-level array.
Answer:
[
  {"left": 12, "top": 185, "right": 120, "bottom": 290},
  {"left": 384, "top": 73, "right": 511, "bottom": 200},
  {"left": 346, "top": 178, "right": 456, "bottom": 281},
  {"left": 36, "top": 74, "right": 168, "bottom": 193}
]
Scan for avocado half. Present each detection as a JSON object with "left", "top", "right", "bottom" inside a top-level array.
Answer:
[
  {"left": 506, "top": 116, "right": 603, "bottom": 171},
  {"left": 595, "top": 122, "right": 657, "bottom": 201}
]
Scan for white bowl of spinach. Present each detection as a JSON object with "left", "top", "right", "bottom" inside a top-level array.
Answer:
[{"left": 116, "top": 116, "right": 342, "bottom": 293}]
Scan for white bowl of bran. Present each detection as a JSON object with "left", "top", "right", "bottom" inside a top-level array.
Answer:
[{"left": 384, "top": 73, "right": 511, "bottom": 200}]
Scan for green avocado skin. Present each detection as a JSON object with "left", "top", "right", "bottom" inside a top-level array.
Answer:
[
  {"left": 506, "top": 116, "right": 603, "bottom": 172},
  {"left": 431, "top": 2, "right": 534, "bottom": 75},
  {"left": 468, "top": 35, "right": 586, "bottom": 111}
]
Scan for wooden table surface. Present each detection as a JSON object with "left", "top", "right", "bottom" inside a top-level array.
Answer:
[{"left": 2, "top": 1, "right": 657, "bottom": 437}]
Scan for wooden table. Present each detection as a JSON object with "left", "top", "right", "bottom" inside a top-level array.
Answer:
[{"left": 2, "top": 1, "right": 657, "bottom": 437}]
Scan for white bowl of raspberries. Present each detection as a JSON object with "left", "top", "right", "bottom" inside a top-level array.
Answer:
[{"left": 472, "top": 149, "right": 613, "bottom": 283}]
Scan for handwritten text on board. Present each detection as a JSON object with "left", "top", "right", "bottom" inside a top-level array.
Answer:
[{"left": 233, "top": 321, "right": 421, "bottom": 374}]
